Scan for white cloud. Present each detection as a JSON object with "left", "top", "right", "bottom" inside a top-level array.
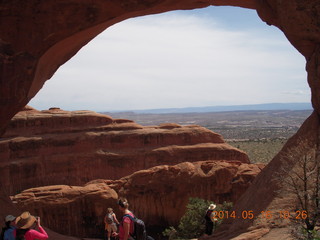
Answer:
[{"left": 29, "top": 9, "right": 309, "bottom": 111}]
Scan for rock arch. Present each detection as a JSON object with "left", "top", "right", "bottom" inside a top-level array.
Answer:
[
  {"left": 2, "top": 0, "right": 320, "bottom": 134},
  {"left": 1, "top": 0, "right": 320, "bottom": 239}
]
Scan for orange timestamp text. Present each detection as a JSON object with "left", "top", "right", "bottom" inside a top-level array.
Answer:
[{"left": 211, "top": 210, "right": 308, "bottom": 220}]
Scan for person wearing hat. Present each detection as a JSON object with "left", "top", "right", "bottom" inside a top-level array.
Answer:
[
  {"left": 14, "top": 212, "right": 48, "bottom": 240},
  {"left": 204, "top": 203, "right": 217, "bottom": 236},
  {"left": 1, "top": 215, "right": 16, "bottom": 240}
]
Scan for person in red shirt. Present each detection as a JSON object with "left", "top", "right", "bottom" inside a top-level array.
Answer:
[
  {"left": 14, "top": 212, "right": 48, "bottom": 240},
  {"left": 112, "top": 198, "right": 134, "bottom": 240}
]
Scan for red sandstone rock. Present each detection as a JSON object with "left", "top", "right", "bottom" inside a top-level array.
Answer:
[
  {"left": 0, "top": 107, "right": 249, "bottom": 196},
  {"left": 12, "top": 184, "right": 118, "bottom": 238},
  {"left": 2, "top": 106, "right": 129, "bottom": 137},
  {"left": 210, "top": 112, "right": 320, "bottom": 240},
  {"left": 0, "top": 0, "right": 262, "bottom": 135},
  {"left": 1, "top": 1, "right": 320, "bottom": 239},
  {"left": 1, "top": 1, "right": 319, "bottom": 134},
  {"left": 12, "top": 160, "right": 263, "bottom": 238}
]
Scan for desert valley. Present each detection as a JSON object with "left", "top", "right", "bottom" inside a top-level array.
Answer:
[
  {"left": 0, "top": 105, "right": 315, "bottom": 239},
  {"left": 1, "top": 0, "right": 320, "bottom": 240}
]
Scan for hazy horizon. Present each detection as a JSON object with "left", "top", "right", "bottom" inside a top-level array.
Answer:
[
  {"left": 29, "top": 6, "right": 310, "bottom": 112},
  {"left": 102, "top": 102, "right": 312, "bottom": 113},
  {"left": 28, "top": 102, "right": 312, "bottom": 113}
]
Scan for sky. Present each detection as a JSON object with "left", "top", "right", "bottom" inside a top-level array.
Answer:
[{"left": 28, "top": 6, "right": 310, "bottom": 112}]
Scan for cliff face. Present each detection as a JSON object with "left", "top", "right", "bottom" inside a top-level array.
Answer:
[
  {"left": 212, "top": 111, "right": 320, "bottom": 240},
  {"left": 0, "top": 107, "right": 248, "bottom": 195},
  {"left": 12, "top": 183, "right": 118, "bottom": 238},
  {"left": 1, "top": 1, "right": 320, "bottom": 134},
  {"left": 12, "top": 160, "right": 263, "bottom": 238},
  {"left": 2, "top": 107, "right": 258, "bottom": 238},
  {"left": 0, "top": 1, "right": 259, "bottom": 135},
  {"left": 1, "top": 1, "right": 320, "bottom": 239}
]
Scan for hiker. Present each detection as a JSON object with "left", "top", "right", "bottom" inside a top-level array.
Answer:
[
  {"left": 204, "top": 203, "right": 217, "bottom": 236},
  {"left": 104, "top": 208, "right": 119, "bottom": 240},
  {"left": 1, "top": 215, "right": 16, "bottom": 240},
  {"left": 112, "top": 198, "right": 135, "bottom": 240},
  {"left": 14, "top": 212, "right": 48, "bottom": 240}
]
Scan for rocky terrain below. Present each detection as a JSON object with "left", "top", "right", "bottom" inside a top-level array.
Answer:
[
  {"left": 0, "top": 106, "right": 249, "bottom": 196},
  {"left": 12, "top": 160, "right": 263, "bottom": 238},
  {"left": 2, "top": 0, "right": 320, "bottom": 239},
  {"left": 0, "top": 106, "right": 263, "bottom": 238}
]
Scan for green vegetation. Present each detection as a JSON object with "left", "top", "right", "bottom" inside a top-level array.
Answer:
[
  {"left": 302, "top": 229, "right": 320, "bottom": 240},
  {"left": 163, "top": 198, "right": 232, "bottom": 240},
  {"left": 293, "top": 227, "right": 320, "bottom": 240},
  {"left": 278, "top": 144, "right": 320, "bottom": 240},
  {"left": 227, "top": 138, "right": 287, "bottom": 164}
]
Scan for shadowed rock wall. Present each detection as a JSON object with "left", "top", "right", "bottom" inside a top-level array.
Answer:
[
  {"left": 4, "top": 0, "right": 320, "bottom": 134},
  {"left": 1, "top": 0, "right": 320, "bottom": 239},
  {"left": 12, "top": 160, "right": 263, "bottom": 237},
  {"left": 212, "top": 111, "right": 320, "bottom": 240}
]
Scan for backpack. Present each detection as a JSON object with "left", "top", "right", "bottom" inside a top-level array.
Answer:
[
  {"left": 15, "top": 229, "right": 28, "bottom": 240},
  {"left": 105, "top": 213, "right": 114, "bottom": 224},
  {"left": 204, "top": 210, "right": 213, "bottom": 221},
  {"left": 123, "top": 214, "right": 147, "bottom": 240},
  {"left": 0, "top": 227, "right": 7, "bottom": 240}
]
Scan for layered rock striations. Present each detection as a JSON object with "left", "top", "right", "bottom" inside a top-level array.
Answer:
[
  {"left": 0, "top": 107, "right": 249, "bottom": 195},
  {"left": 12, "top": 183, "right": 118, "bottom": 238},
  {"left": 0, "top": 1, "right": 261, "bottom": 135},
  {"left": 12, "top": 160, "right": 263, "bottom": 238},
  {"left": 2, "top": 1, "right": 320, "bottom": 239},
  {"left": 1, "top": 1, "right": 320, "bottom": 134}
]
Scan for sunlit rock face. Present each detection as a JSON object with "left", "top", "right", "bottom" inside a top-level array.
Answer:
[
  {"left": 12, "top": 160, "right": 263, "bottom": 238},
  {"left": 1, "top": 0, "right": 320, "bottom": 239},
  {"left": 0, "top": 107, "right": 248, "bottom": 195}
]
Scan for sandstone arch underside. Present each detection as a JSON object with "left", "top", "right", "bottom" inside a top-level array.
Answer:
[{"left": 1, "top": 0, "right": 320, "bottom": 239}]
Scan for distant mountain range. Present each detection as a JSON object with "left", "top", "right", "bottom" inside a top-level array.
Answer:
[{"left": 108, "top": 102, "right": 312, "bottom": 114}]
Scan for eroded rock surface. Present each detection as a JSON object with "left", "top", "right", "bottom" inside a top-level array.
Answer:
[
  {"left": 211, "top": 112, "right": 320, "bottom": 240},
  {"left": 12, "top": 160, "right": 263, "bottom": 238},
  {"left": 0, "top": 107, "right": 248, "bottom": 195},
  {"left": 12, "top": 183, "right": 118, "bottom": 238},
  {"left": 1, "top": 1, "right": 320, "bottom": 239},
  {"left": 1, "top": 1, "right": 320, "bottom": 134}
]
